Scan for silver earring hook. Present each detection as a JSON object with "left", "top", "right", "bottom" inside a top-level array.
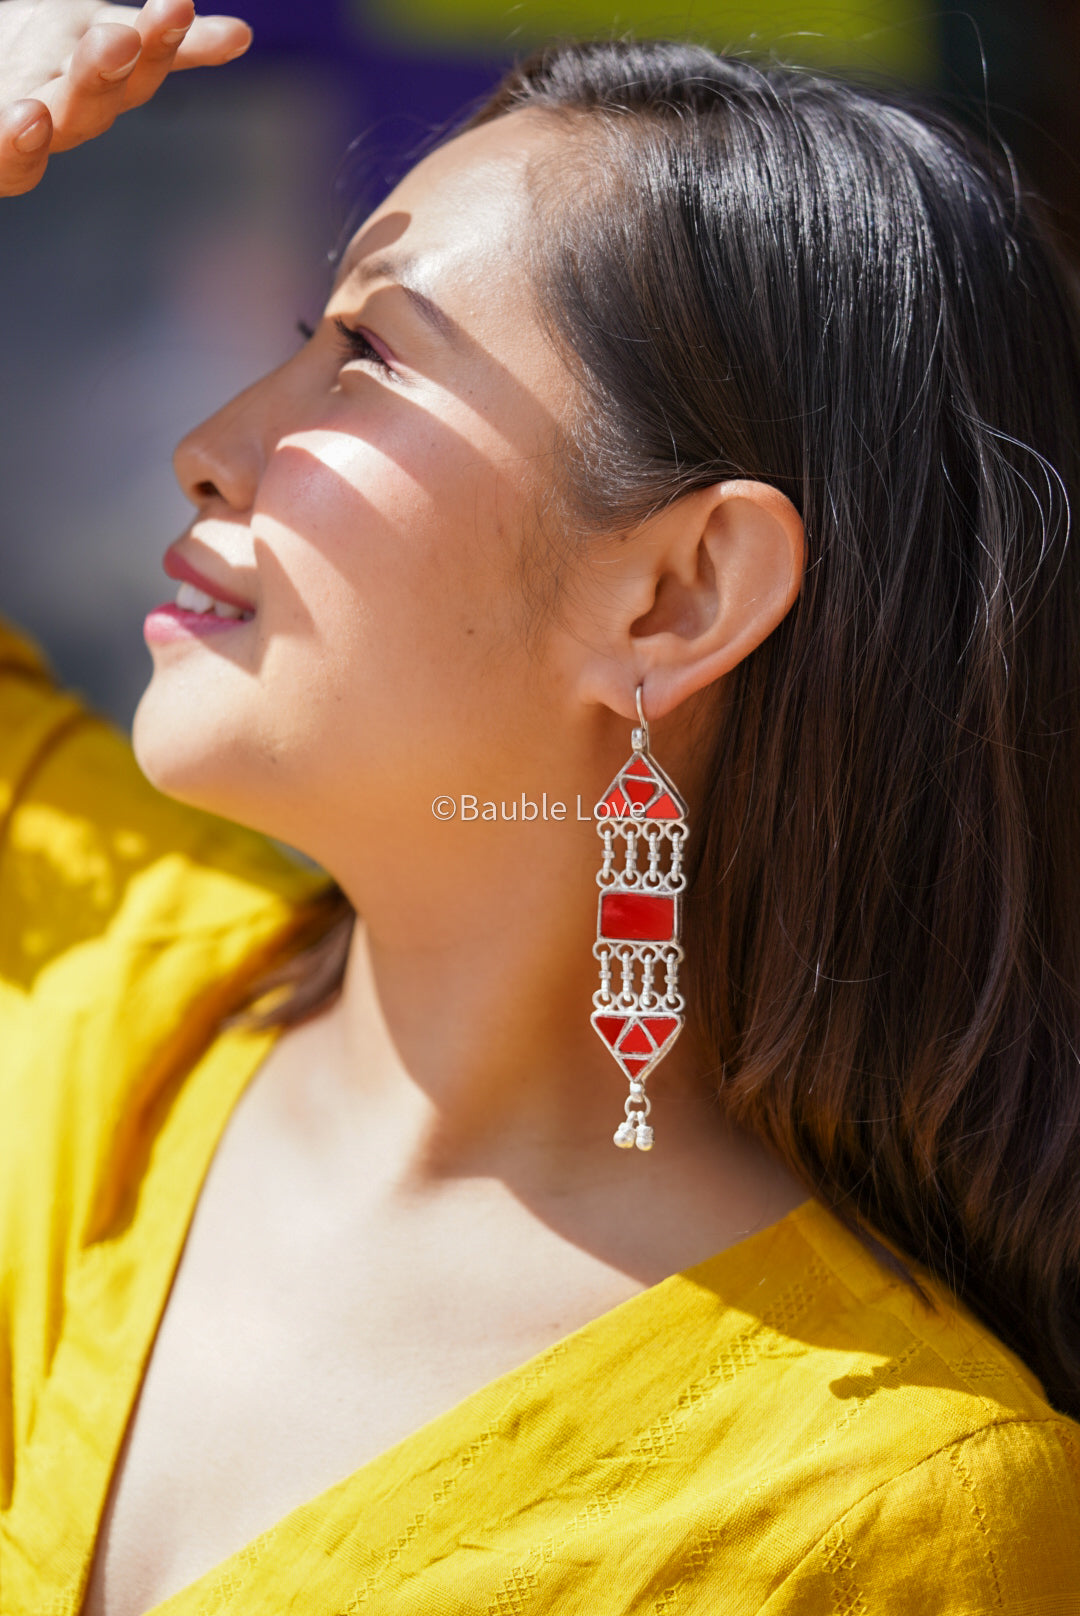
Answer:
[{"left": 632, "top": 684, "right": 649, "bottom": 754}]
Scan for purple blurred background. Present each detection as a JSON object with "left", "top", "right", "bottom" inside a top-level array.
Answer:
[{"left": 2, "top": 0, "right": 1078, "bottom": 725}]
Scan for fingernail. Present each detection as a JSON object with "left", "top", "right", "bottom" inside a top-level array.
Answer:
[
  {"left": 225, "top": 25, "right": 254, "bottom": 58},
  {"left": 161, "top": 26, "right": 189, "bottom": 47},
  {"left": 99, "top": 53, "right": 140, "bottom": 83},
  {"left": 13, "top": 117, "right": 50, "bottom": 154}
]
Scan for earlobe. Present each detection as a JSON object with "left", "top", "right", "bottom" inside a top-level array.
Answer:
[{"left": 631, "top": 479, "right": 804, "bottom": 720}]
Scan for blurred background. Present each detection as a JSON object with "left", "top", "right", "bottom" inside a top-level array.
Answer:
[{"left": 2, "top": 0, "right": 1078, "bottom": 727}]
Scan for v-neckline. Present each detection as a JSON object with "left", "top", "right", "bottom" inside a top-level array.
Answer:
[{"left": 71, "top": 1021, "right": 818, "bottom": 1616}]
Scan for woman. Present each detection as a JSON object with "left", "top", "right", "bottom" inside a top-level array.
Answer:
[{"left": 2, "top": 3, "right": 1079, "bottom": 1612}]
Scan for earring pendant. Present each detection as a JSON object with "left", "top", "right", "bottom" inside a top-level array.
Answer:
[{"left": 591, "top": 688, "right": 688, "bottom": 1151}]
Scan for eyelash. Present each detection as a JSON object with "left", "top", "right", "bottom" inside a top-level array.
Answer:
[{"left": 295, "top": 317, "right": 394, "bottom": 376}]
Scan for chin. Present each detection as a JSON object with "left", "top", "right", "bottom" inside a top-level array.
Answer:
[{"left": 132, "top": 673, "right": 273, "bottom": 831}]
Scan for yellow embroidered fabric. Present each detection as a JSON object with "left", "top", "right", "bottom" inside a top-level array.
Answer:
[{"left": 2, "top": 619, "right": 1080, "bottom": 1615}]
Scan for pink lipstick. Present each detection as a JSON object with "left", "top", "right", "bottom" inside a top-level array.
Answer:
[{"left": 145, "top": 546, "right": 256, "bottom": 645}]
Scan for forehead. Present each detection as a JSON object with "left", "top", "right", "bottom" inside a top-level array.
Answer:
[{"left": 336, "top": 109, "right": 560, "bottom": 308}]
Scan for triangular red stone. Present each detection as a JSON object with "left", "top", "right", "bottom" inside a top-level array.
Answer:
[
  {"left": 642, "top": 1016, "right": 680, "bottom": 1053},
  {"left": 593, "top": 1015, "right": 627, "bottom": 1047},
  {"left": 600, "top": 787, "right": 630, "bottom": 818},
  {"left": 621, "top": 775, "right": 654, "bottom": 807},
  {"left": 624, "top": 756, "right": 653, "bottom": 779},
  {"left": 618, "top": 1022, "right": 653, "bottom": 1055},
  {"left": 645, "top": 792, "right": 680, "bottom": 820},
  {"left": 620, "top": 1058, "right": 649, "bottom": 1078}
]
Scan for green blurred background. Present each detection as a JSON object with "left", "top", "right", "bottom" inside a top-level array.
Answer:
[
  {"left": 361, "top": 0, "right": 934, "bottom": 72},
  {"left": 1, "top": 0, "right": 1076, "bottom": 724}
]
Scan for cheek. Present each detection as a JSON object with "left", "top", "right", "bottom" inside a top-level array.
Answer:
[
  {"left": 204, "top": 444, "right": 521, "bottom": 769},
  {"left": 255, "top": 429, "right": 526, "bottom": 695},
  {"left": 134, "top": 412, "right": 547, "bottom": 841}
]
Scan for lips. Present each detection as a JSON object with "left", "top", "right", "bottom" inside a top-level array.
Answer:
[
  {"left": 143, "top": 603, "right": 252, "bottom": 644},
  {"left": 162, "top": 547, "right": 255, "bottom": 613},
  {"left": 144, "top": 544, "right": 257, "bottom": 646}
]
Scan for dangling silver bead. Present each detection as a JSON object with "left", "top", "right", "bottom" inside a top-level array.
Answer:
[
  {"left": 614, "top": 1119, "right": 637, "bottom": 1149},
  {"left": 634, "top": 1121, "right": 654, "bottom": 1151}
]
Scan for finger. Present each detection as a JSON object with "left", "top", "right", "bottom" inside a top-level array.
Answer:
[
  {"left": 79, "top": 5, "right": 251, "bottom": 74},
  {"left": 42, "top": 23, "right": 144, "bottom": 152},
  {"left": 114, "top": 0, "right": 197, "bottom": 109},
  {"left": 0, "top": 100, "right": 53, "bottom": 198},
  {"left": 171, "top": 14, "right": 253, "bottom": 69}
]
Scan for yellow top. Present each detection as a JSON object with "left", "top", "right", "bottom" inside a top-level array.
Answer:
[{"left": 1, "top": 621, "right": 1079, "bottom": 1615}]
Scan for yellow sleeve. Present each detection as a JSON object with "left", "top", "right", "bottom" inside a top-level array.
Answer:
[
  {"left": 761, "top": 1417, "right": 1080, "bottom": 1613},
  {"left": 0, "top": 622, "right": 329, "bottom": 1519},
  {"left": 0, "top": 618, "right": 323, "bottom": 994}
]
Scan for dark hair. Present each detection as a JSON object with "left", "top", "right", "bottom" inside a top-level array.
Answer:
[{"left": 241, "top": 41, "right": 1080, "bottom": 1417}]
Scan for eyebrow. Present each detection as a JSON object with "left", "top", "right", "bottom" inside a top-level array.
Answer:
[{"left": 340, "top": 254, "right": 460, "bottom": 349}]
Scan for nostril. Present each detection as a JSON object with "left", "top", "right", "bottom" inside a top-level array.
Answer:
[{"left": 194, "top": 480, "right": 220, "bottom": 500}]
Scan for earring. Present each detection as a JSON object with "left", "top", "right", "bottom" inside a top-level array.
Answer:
[{"left": 591, "top": 686, "right": 688, "bottom": 1151}]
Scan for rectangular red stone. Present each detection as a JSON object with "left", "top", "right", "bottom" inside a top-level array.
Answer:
[{"left": 599, "top": 892, "right": 676, "bottom": 942}]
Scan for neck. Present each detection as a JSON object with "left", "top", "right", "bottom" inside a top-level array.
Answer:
[
  {"left": 265, "top": 704, "right": 811, "bottom": 1275},
  {"left": 320, "top": 802, "right": 716, "bottom": 1186}
]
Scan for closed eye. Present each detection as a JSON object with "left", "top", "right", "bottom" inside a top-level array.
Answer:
[
  {"left": 294, "top": 317, "right": 396, "bottom": 377},
  {"left": 332, "top": 317, "right": 395, "bottom": 376}
]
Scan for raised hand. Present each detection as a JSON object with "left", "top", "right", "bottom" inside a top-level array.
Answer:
[{"left": 0, "top": 0, "right": 253, "bottom": 196}]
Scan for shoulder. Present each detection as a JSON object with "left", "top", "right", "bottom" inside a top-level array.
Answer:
[
  {"left": 475, "top": 1205, "right": 1080, "bottom": 1611},
  {"left": 742, "top": 1202, "right": 1080, "bottom": 1611},
  {"left": 763, "top": 1416, "right": 1080, "bottom": 1613}
]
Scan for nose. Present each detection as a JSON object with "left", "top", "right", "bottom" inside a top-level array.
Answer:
[{"left": 172, "top": 360, "right": 293, "bottom": 512}]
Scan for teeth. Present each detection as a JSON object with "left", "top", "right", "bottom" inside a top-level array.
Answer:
[
  {"left": 175, "top": 580, "right": 250, "bottom": 620},
  {"left": 176, "top": 581, "right": 214, "bottom": 613}
]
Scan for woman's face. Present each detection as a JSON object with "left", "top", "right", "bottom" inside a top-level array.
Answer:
[{"left": 133, "top": 109, "right": 584, "bottom": 866}]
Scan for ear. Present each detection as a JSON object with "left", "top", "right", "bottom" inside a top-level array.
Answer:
[{"left": 576, "top": 480, "right": 805, "bottom": 722}]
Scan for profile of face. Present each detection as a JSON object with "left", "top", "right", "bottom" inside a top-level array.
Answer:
[
  {"left": 134, "top": 109, "right": 593, "bottom": 871},
  {"left": 133, "top": 105, "right": 803, "bottom": 893}
]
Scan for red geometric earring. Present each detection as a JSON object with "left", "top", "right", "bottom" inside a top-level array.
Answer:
[{"left": 590, "top": 686, "right": 688, "bottom": 1151}]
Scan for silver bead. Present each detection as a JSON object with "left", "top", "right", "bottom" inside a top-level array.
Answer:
[
  {"left": 634, "top": 1123, "right": 654, "bottom": 1151},
  {"left": 614, "top": 1120, "right": 637, "bottom": 1149}
]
